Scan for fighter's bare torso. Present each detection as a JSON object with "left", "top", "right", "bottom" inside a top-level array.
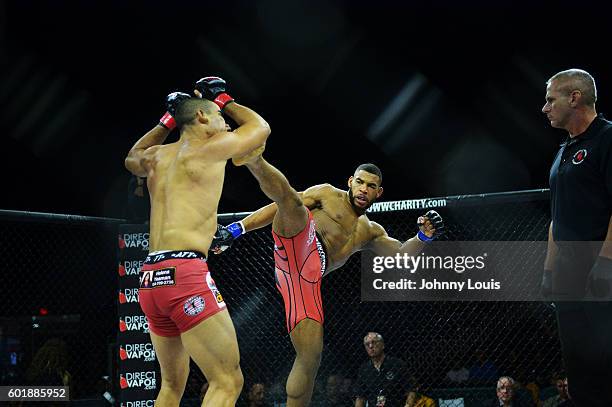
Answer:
[
  {"left": 303, "top": 184, "right": 382, "bottom": 273},
  {"left": 144, "top": 138, "right": 226, "bottom": 253}
]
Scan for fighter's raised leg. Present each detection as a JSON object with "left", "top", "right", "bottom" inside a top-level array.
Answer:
[
  {"left": 197, "top": 77, "right": 322, "bottom": 407},
  {"left": 244, "top": 155, "right": 308, "bottom": 238},
  {"left": 242, "top": 157, "right": 322, "bottom": 407}
]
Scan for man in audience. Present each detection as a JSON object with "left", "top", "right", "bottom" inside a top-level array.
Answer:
[
  {"left": 486, "top": 376, "right": 535, "bottom": 407},
  {"left": 543, "top": 374, "right": 572, "bottom": 407},
  {"left": 243, "top": 382, "right": 267, "bottom": 407},
  {"left": 312, "top": 374, "right": 353, "bottom": 407},
  {"left": 354, "top": 332, "right": 411, "bottom": 407}
]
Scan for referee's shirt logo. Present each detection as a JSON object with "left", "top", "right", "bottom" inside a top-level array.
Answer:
[{"left": 572, "top": 149, "right": 587, "bottom": 164}]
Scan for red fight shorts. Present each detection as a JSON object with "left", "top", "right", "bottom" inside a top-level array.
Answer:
[
  {"left": 138, "top": 250, "right": 227, "bottom": 337},
  {"left": 273, "top": 209, "right": 327, "bottom": 332}
]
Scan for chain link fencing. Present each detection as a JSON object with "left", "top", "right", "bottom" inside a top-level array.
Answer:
[
  {"left": 0, "top": 189, "right": 562, "bottom": 406},
  {"left": 205, "top": 189, "right": 561, "bottom": 406},
  {"left": 0, "top": 210, "right": 120, "bottom": 404}
]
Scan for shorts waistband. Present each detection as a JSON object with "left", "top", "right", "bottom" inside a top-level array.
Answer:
[{"left": 145, "top": 250, "right": 207, "bottom": 265}]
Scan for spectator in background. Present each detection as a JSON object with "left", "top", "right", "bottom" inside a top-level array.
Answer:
[
  {"left": 513, "top": 370, "right": 540, "bottom": 406},
  {"left": 340, "top": 376, "right": 353, "bottom": 403},
  {"left": 445, "top": 361, "right": 469, "bottom": 386},
  {"left": 521, "top": 372, "right": 540, "bottom": 405},
  {"left": 126, "top": 175, "right": 150, "bottom": 223},
  {"left": 236, "top": 381, "right": 269, "bottom": 407},
  {"left": 25, "top": 338, "right": 71, "bottom": 393},
  {"left": 267, "top": 376, "right": 287, "bottom": 405},
  {"left": 182, "top": 372, "right": 205, "bottom": 406},
  {"left": 312, "top": 374, "right": 352, "bottom": 407},
  {"left": 532, "top": 371, "right": 553, "bottom": 403},
  {"left": 354, "top": 332, "right": 411, "bottom": 407},
  {"left": 485, "top": 376, "right": 535, "bottom": 407},
  {"left": 469, "top": 349, "right": 498, "bottom": 385},
  {"left": 184, "top": 371, "right": 202, "bottom": 399},
  {"left": 406, "top": 377, "right": 435, "bottom": 407},
  {"left": 247, "top": 382, "right": 267, "bottom": 407},
  {"left": 406, "top": 391, "right": 435, "bottom": 407},
  {"left": 542, "top": 374, "right": 572, "bottom": 407}
]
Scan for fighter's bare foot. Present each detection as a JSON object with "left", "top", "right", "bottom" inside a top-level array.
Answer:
[{"left": 232, "top": 144, "right": 266, "bottom": 166}]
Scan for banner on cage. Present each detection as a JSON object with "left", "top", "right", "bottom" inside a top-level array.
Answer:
[
  {"left": 118, "top": 370, "right": 157, "bottom": 403},
  {"left": 118, "top": 224, "right": 157, "bottom": 403}
]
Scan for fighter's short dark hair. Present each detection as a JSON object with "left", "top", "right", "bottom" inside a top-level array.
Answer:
[
  {"left": 355, "top": 163, "right": 382, "bottom": 184},
  {"left": 174, "top": 97, "right": 217, "bottom": 128}
]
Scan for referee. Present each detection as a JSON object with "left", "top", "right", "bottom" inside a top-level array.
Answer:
[{"left": 542, "top": 68, "right": 612, "bottom": 406}]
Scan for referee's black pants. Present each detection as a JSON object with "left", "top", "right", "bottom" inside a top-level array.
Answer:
[{"left": 556, "top": 301, "right": 612, "bottom": 406}]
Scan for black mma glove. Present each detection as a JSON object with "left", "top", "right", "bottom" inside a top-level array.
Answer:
[
  {"left": 210, "top": 222, "right": 245, "bottom": 254},
  {"left": 417, "top": 210, "right": 445, "bottom": 242},
  {"left": 195, "top": 76, "right": 234, "bottom": 109},
  {"left": 159, "top": 91, "right": 190, "bottom": 130}
]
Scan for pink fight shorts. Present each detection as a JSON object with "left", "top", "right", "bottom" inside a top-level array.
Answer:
[
  {"left": 273, "top": 209, "right": 327, "bottom": 332},
  {"left": 138, "top": 250, "right": 226, "bottom": 337}
]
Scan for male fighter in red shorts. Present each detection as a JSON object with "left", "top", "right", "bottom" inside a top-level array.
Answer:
[
  {"left": 124, "top": 77, "right": 270, "bottom": 407},
  {"left": 210, "top": 112, "right": 443, "bottom": 405}
]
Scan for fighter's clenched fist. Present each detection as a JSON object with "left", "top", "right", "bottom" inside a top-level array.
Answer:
[{"left": 417, "top": 210, "right": 444, "bottom": 242}]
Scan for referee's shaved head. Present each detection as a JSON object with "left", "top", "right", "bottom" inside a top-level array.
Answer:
[{"left": 547, "top": 69, "right": 597, "bottom": 107}]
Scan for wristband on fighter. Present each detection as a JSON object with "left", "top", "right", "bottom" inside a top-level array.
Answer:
[
  {"left": 417, "top": 230, "right": 434, "bottom": 242},
  {"left": 227, "top": 221, "right": 245, "bottom": 239},
  {"left": 213, "top": 93, "right": 235, "bottom": 110},
  {"left": 159, "top": 112, "right": 176, "bottom": 130}
]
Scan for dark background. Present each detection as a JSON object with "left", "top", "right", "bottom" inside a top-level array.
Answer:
[
  {"left": 0, "top": 2, "right": 593, "bottom": 402},
  {"left": 1, "top": 0, "right": 610, "bottom": 217}
]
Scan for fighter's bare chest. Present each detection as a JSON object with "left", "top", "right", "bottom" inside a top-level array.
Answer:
[{"left": 311, "top": 202, "right": 372, "bottom": 252}]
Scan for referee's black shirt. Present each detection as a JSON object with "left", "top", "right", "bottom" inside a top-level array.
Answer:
[{"left": 549, "top": 114, "right": 612, "bottom": 241}]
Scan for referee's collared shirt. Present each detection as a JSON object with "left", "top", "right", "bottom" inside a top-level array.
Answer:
[{"left": 549, "top": 114, "right": 612, "bottom": 242}]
